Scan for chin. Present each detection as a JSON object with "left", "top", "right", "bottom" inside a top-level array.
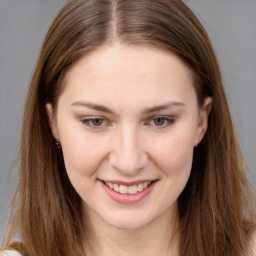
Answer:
[
  {"left": 108, "top": 219, "right": 150, "bottom": 231},
  {"left": 103, "top": 210, "right": 156, "bottom": 231}
]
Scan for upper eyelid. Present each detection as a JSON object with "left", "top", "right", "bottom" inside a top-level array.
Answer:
[
  {"left": 80, "top": 115, "right": 174, "bottom": 120},
  {"left": 146, "top": 115, "right": 175, "bottom": 121},
  {"left": 80, "top": 116, "right": 107, "bottom": 122},
  {"left": 150, "top": 115, "right": 174, "bottom": 119}
]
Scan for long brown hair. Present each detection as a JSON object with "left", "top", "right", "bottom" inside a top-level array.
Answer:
[{"left": 2, "top": 0, "right": 255, "bottom": 255}]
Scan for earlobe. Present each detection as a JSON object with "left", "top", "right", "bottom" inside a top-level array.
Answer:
[
  {"left": 45, "top": 103, "right": 60, "bottom": 140},
  {"left": 194, "top": 97, "right": 213, "bottom": 146}
]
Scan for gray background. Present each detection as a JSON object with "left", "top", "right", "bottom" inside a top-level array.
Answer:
[{"left": 0, "top": 0, "right": 256, "bottom": 239}]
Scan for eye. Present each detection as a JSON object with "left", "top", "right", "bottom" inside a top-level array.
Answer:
[
  {"left": 148, "top": 116, "right": 175, "bottom": 127},
  {"left": 81, "top": 117, "right": 107, "bottom": 128}
]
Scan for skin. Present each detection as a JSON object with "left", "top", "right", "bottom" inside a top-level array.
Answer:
[{"left": 46, "top": 44, "right": 212, "bottom": 256}]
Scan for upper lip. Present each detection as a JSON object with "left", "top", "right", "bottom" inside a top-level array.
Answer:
[{"left": 100, "top": 179, "right": 158, "bottom": 186}]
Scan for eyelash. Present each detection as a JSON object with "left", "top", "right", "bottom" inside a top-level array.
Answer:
[
  {"left": 80, "top": 116, "right": 175, "bottom": 129},
  {"left": 146, "top": 116, "right": 175, "bottom": 127},
  {"left": 81, "top": 117, "right": 109, "bottom": 128}
]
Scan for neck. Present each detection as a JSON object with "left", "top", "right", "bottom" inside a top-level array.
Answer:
[{"left": 82, "top": 204, "right": 180, "bottom": 256}]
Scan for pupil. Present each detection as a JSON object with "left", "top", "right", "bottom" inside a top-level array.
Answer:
[
  {"left": 93, "top": 119, "right": 103, "bottom": 126},
  {"left": 155, "top": 118, "right": 164, "bottom": 125}
]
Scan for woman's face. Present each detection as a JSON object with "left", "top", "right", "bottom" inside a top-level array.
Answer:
[{"left": 47, "top": 45, "right": 211, "bottom": 230}]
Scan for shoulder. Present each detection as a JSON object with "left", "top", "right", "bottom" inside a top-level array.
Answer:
[{"left": 0, "top": 251, "right": 22, "bottom": 256}]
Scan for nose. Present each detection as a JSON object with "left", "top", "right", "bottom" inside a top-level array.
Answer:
[{"left": 108, "top": 125, "right": 148, "bottom": 175}]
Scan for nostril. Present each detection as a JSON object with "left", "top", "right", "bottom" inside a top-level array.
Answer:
[{"left": 108, "top": 151, "right": 148, "bottom": 174}]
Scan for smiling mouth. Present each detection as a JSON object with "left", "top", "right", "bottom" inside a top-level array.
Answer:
[{"left": 103, "top": 181, "right": 155, "bottom": 195}]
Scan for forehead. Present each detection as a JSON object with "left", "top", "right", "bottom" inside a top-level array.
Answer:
[{"left": 60, "top": 44, "right": 197, "bottom": 108}]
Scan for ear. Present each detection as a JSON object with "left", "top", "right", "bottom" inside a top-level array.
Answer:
[
  {"left": 45, "top": 103, "right": 60, "bottom": 141},
  {"left": 194, "top": 97, "right": 213, "bottom": 146}
]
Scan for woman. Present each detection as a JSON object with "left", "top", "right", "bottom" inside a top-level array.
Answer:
[{"left": 1, "top": 0, "right": 255, "bottom": 255}]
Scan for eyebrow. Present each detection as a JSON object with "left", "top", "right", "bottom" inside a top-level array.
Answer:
[
  {"left": 71, "top": 101, "right": 185, "bottom": 115},
  {"left": 143, "top": 102, "right": 185, "bottom": 114}
]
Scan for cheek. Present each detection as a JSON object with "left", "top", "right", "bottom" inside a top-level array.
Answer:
[
  {"left": 59, "top": 128, "right": 108, "bottom": 177},
  {"left": 151, "top": 130, "right": 195, "bottom": 207},
  {"left": 59, "top": 132, "right": 111, "bottom": 201},
  {"left": 152, "top": 130, "right": 195, "bottom": 176}
]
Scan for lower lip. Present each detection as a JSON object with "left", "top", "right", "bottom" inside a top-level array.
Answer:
[{"left": 101, "top": 181, "right": 158, "bottom": 204}]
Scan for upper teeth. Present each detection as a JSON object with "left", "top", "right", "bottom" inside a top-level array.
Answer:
[{"left": 105, "top": 181, "right": 151, "bottom": 194}]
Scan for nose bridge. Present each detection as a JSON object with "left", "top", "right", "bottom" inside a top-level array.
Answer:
[{"left": 109, "top": 124, "right": 147, "bottom": 174}]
